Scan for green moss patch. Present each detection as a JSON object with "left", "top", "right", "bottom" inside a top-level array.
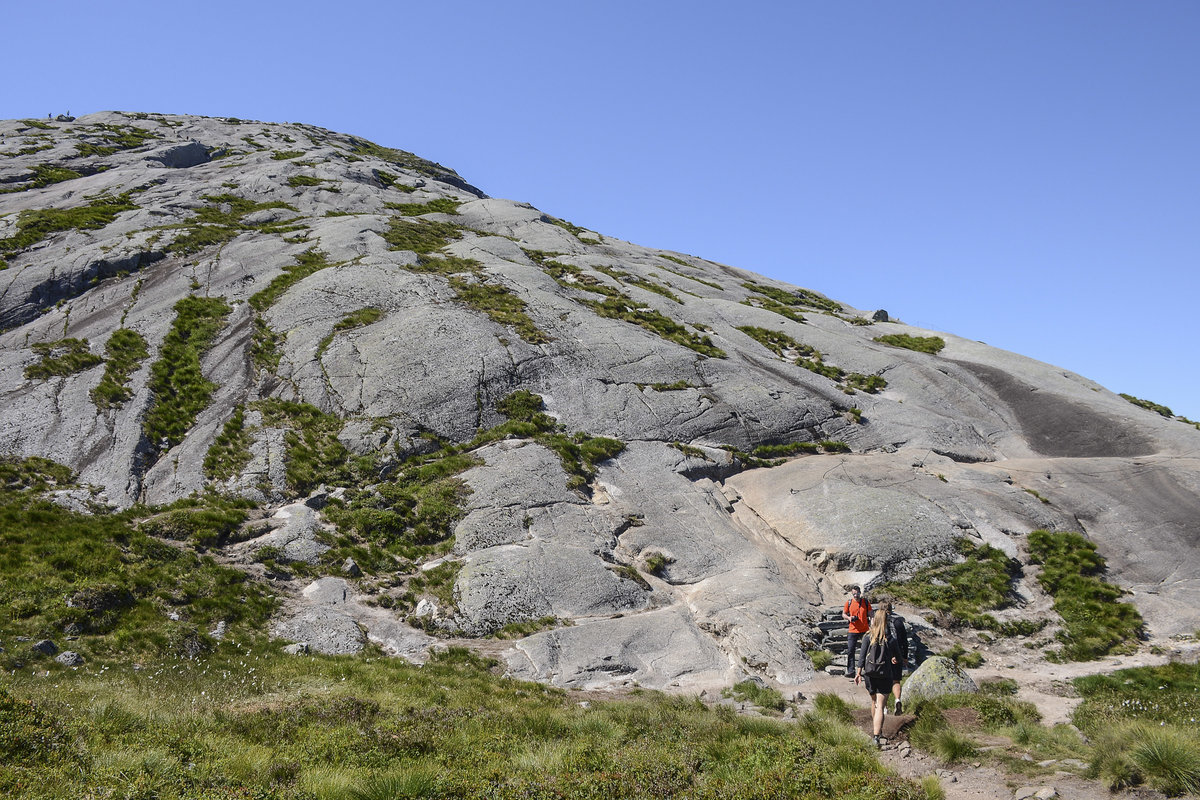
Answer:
[
  {"left": 386, "top": 198, "right": 462, "bottom": 216},
  {"left": 203, "top": 406, "right": 254, "bottom": 482},
  {"left": 0, "top": 193, "right": 137, "bottom": 260},
  {"left": 873, "top": 334, "right": 946, "bottom": 354},
  {"left": 1119, "top": 393, "right": 1174, "bottom": 418},
  {"left": 23, "top": 338, "right": 103, "bottom": 380},
  {"left": 743, "top": 280, "right": 841, "bottom": 314},
  {"left": 878, "top": 538, "right": 1043, "bottom": 635},
  {"left": 594, "top": 265, "right": 682, "bottom": 303},
  {"left": 254, "top": 399, "right": 357, "bottom": 496},
  {"left": 738, "top": 326, "right": 886, "bottom": 394},
  {"left": 1027, "top": 530, "right": 1144, "bottom": 660},
  {"left": 249, "top": 248, "right": 337, "bottom": 311},
  {"left": 344, "top": 135, "right": 458, "bottom": 179},
  {"left": 143, "top": 296, "right": 232, "bottom": 455},
  {"left": 165, "top": 193, "right": 303, "bottom": 256},
  {"left": 584, "top": 295, "right": 725, "bottom": 357},
  {"left": 73, "top": 123, "right": 160, "bottom": 157},
  {"left": 447, "top": 276, "right": 550, "bottom": 344},
  {"left": 381, "top": 217, "right": 464, "bottom": 253},
  {"left": 90, "top": 328, "right": 149, "bottom": 409},
  {"left": 0, "top": 163, "right": 90, "bottom": 194}
]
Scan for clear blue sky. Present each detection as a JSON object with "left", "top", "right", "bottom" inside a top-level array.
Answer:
[{"left": 7, "top": 1, "right": 1199, "bottom": 420}]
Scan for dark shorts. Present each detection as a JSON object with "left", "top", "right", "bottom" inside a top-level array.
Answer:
[{"left": 862, "top": 672, "right": 892, "bottom": 695}]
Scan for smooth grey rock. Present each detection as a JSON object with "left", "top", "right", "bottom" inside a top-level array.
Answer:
[
  {"left": 55, "top": 651, "right": 84, "bottom": 667},
  {"left": 455, "top": 540, "right": 649, "bottom": 635},
  {"left": 506, "top": 607, "right": 738, "bottom": 691},
  {"left": 342, "top": 557, "right": 361, "bottom": 577},
  {"left": 301, "top": 577, "right": 351, "bottom": 606},
  {"left": 32, "top": 639, "right": 58, "bottom": 656},
  {"left": 903, "top": 656, "right": 978, "bottom": 703},
  {"left": 228, "top": 502, "right": 330, "bottom": 565},
  {"left": 282, "top": 642, "right": 310, "bottom": 656},
  {"left": 271, "top": 606, "right": 364, "bottom": 655}
]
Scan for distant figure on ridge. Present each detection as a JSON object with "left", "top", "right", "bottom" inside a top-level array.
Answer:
[
  {"left": 842, "top": 584, "right": 871, "bottom": 679},
  {"left": 855, "top": 608, "right": 900, "bottom": 748}
]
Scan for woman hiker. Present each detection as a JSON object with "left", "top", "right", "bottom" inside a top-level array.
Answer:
[
  {"left": 879, "top": 600, "right": 909, "bottom": 714},
  {"left": 854, "top": 608, "right": 900, "bottom": 748}
]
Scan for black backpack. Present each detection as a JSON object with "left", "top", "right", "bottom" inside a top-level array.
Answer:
[{"left": 862, "top": 635, "right": 897, "bottom": 676}]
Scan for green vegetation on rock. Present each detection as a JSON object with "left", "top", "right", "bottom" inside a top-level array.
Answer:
[
  {"left": 0, "top": 459, "right": 273, "bottom": 665},
  {"left": 382, "top": 217, "right": 463, "bottom": 253},
  {"left": 203, "top": 405, "right": 254, "bottom": 482},
  {"left": 583, "top": 295, "right": 725, "bottom": 357},
  {"left": 0, "top": 194, "right": 137, "bottom": 261},
  {"left": 743, "top": 279, "right": 841, "bottom": 314},
  {"left": 254, "top": 399, "right": 357, "bottom": 496},
  {"left": 723, "top": 679, "right": 787, "bottom": 712},
  {"left": 738, "top": 326, "right": 887, "bottom": 394},
  {"left": 448, "top": 275, "right": 551, "bottom": 344},
  {"left": 143, "top": 296, "right": 232, "bottom": 455},
  {"left": 525, "top": 250, "right": 723, "bottom": 356},
  {"left": 873, "top": 334, "right": 946, "bottom": 354},
  {"left": 249, "top": 248, "right": 337, "bottom": 311},
  {"left": 594, "top": 265, "right": 682, "bottom": 303},
  {"left": 165, "top": 193, "right": 303, "bottom": 256},
  {"left": 1119, "top": 393, "right": 1174, "bottom": 418},
  {"left": 879, "top": 538, "right": 1043, "bottom": 636},
  {"left": 73, "top": 123, "right": 160, "bottom": 157},
  {"left": 23, "top": 338, "right": 103, "bottom": 380},
  {"left": 386, "top": 197, "right": 462, "bottom": 216},
  {"left": 0, "top": 163, "right": 87, "bottom": 194},
  {"left": 90, "top": 328, "right": 149, "bottom": 409},
  {"left": 1027, "top": 530, "right": 1144, "bottom": 660}
]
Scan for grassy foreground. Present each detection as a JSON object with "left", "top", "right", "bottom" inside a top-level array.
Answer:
[{"left": 2, "top": 645, "right": 935, "bottom": 800}]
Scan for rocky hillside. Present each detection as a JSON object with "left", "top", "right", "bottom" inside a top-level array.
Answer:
[{"left": 2, "top": 112, "right": 1197, "bottom": 692}]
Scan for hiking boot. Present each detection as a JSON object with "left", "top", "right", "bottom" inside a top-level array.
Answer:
[
  {"left": 873, "top": 735, "right": 881, "bottom": 749},
  {"left": 895, "top": 699, "right": 903, "bottom": 715}
]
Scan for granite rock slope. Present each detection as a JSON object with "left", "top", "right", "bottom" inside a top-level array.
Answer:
[{"left": 2, "top": 112, "right": 1198, "bottom": 692}]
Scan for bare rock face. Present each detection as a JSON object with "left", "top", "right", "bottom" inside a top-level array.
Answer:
[{"left": 2, "top": 112, "right": 1199, "bottom": 691}]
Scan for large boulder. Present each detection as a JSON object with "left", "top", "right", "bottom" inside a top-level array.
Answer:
[{"left": 902, "top": 656, "right": 978, "bottom": 702}]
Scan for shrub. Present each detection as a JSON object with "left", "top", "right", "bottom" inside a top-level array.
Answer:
[
  {"left": 809, "top": 650, "right": 835, "bottom": 671},
  {"left": 1090, "top": 722, "right": 1200, "bottom": 796}
]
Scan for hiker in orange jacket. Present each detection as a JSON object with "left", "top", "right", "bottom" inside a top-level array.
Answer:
[{"left": 842, "top": 585, "right": 871, "bottom": 679}]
